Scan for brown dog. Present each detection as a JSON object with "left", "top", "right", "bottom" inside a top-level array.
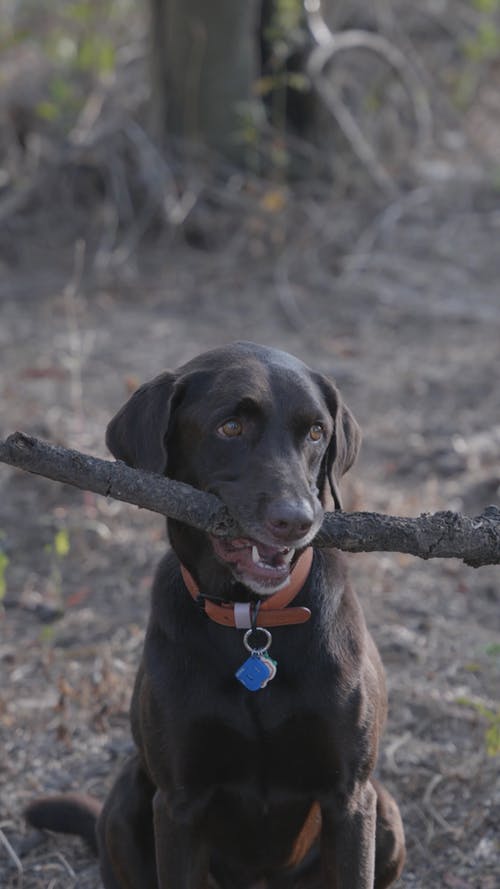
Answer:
[{"left": 26, "top": 342, "right": 405, "bottom": 888}]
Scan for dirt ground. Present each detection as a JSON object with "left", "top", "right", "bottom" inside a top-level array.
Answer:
[{"left": 1, "top": 152, "right": 500, "bottom": 889}]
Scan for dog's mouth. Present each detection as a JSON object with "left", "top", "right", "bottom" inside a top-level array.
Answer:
[{"left": 210, "top": 535, "right": 296, "bottom": 594}]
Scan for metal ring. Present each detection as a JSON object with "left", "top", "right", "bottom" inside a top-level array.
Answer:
[{"left": 243, "top": 626, "right": 272, "bottom": 654}]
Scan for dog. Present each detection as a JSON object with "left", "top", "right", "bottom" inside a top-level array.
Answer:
[{"left": 26, "top": 342, "right": 405, "bottom": 888}]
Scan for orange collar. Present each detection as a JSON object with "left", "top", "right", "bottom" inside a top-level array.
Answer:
[{"left": 181, "top": 547, "right": 313, "bottom": 628}]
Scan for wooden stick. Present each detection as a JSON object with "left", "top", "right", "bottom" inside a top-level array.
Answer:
[{"left": 1, "top": 432, "right": 498, "bottom": 567}]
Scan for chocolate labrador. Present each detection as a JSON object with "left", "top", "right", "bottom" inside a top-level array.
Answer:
[{"left": 26, "top": 342, "right": 405, "bottom": 888}]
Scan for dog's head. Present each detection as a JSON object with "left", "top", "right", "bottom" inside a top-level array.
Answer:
[{"left": 106, "top": 342, "right": 360, "bottom": 596}]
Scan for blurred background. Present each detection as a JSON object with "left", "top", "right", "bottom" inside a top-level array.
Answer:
[{"left": 0, "top": 1, "right": 499, "bottom": 886}]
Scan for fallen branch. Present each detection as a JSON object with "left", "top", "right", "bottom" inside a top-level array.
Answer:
[
  {"left": 307, "top": 27, "right": 432, "bottom": 193},
  {"left": 1, "top": 432, "right": 498, "bottom": 568}
]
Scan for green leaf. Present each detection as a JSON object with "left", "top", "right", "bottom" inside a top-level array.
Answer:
[
  {"left": 486, "top": 721, "right": 500, "bottom": 756},
  {"left": 54, "top": 529, "right": 70, "bottom": 558},
  {"left": 40, "top": 624, "right": 56, "bottom": 645},
  {"left": 78, "top": 35, "right": 115, "bottom": 74},
  {"left": 37, "top": 101, "right": 59, "bottom": 122},
  {"left": 457, "top": 696, "right": 500, "bottom": 756},
  {"left": 473, "top": 0, "right": 500, "bottom": 12},
  {"left": 485, "top": 642, "right": 500, "bottom": 657},
  {"left": 50, "top": 76, "right": 75, "bottom": 104},
  {"left": 0, "top": 552, "right": 9, "bottom": 600},
  {"left": 67, "top": 2, "right": 93, "bottom": 25},
  {"left": 465, "top": 23, "right": 500, "bottom": 62}
]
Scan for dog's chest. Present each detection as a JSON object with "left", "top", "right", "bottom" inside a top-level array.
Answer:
[
  {"left": 144, "top": 602, "right": 367, "bottom": 806},
  {"left": 173, "top": 684, "right": 351, "bottom": 806}
]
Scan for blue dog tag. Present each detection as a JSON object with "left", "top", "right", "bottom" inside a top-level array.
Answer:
[{"left": 235, "top": 654, "right": 273, "bottom": 691}]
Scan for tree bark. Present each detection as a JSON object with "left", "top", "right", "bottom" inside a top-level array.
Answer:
[
  {"left": 1, "top": 433, "right": 499, "bottom": 568},
  {"left": 149, "top": 0, "right": 263, "bottom": 162}
]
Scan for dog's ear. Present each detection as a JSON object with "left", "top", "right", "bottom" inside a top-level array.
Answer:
[
  {"left": 313, "top": 373, "right": 361, "bottom": 510},
  {"left": 329, "top": 400, "right": 361, "bottom": 510},
  {"left": 106, "top": 372, "right": 177, "bottom": 474}
]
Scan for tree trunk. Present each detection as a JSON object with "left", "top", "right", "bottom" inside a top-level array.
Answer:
[{"left": 149, "top": 0, "right": 263, "bottom": 163}]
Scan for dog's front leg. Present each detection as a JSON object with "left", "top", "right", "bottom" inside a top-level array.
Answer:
[
  {"left": 153, "top": 790, "right": 210, "bottom": 889},
  {"left": 321, "top": 781, "right": 377, "bottom": 889}
]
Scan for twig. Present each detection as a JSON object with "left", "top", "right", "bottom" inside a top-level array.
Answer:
[
  {"left": 0, "top": 827, "right": 23, "bottom": 888},
  {"left": 309, "top": 29, "right": 432, "bottom": 150},
  {"left": 339, "top": 186, "right": 432, "bottom": 278},
  {"left": 53, "top": 851, "right": 77, "bottom": 881},
  {"left": 307, "top": 27, "right": 433, "bottom": 191},
  {"left": 384, "top": 731, "right": 412, "bottom": 774},
  {"left": 423, "top": 773, "right": 462, "bottom": 840},
  {"left": 0, "top": 178, "right": 40, "bottom": 225},
  {"left": 311, "top": 67, "right": 398, "bottom": 193},
  {"left": 1, "top": 432, "right": 499, "bottom": 567},
  {"left": 63, "top": 240, "right": 87, "bottom": 436}
]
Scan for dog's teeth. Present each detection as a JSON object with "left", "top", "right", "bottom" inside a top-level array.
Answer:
[
  {"left": 283, "top": 548, "right": 295, "bottom": 564},
  {"left": 252, "top": 545, "right": 260, "bottom": 565}
]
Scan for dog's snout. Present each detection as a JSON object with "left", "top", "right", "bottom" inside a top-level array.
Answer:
[{"left": 265, "top": 498, "right": 316, "bottom": 542}]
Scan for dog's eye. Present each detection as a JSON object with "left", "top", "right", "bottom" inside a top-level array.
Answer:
[
  {"left": 308, "top": 423, "right": 324, "bottom": 442},
  {"left": 218, "top": 419, "right": 243, "bottom": 438}
]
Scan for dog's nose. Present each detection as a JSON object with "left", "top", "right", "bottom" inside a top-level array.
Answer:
[{"left": 265, "top": 499, "right": 315, "bottom": 542}]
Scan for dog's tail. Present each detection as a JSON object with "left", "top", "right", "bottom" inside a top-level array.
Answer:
[{"left": 25, "top": 794, "right": 102, "bottom": 854}]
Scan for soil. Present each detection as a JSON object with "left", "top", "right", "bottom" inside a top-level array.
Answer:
[{"left": 1, "top": 166, "right": 499, "bottom": 887}]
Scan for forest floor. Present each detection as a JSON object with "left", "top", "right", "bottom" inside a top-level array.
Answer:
[{"left": 1, "top": 170, "right": 499, "bottom": 888}]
